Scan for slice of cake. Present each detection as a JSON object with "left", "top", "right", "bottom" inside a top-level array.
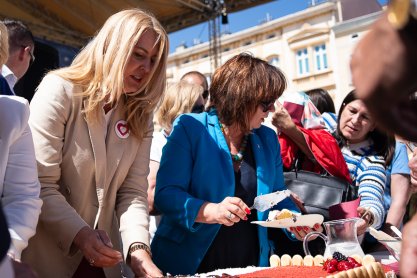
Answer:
[{"left": 267, "top": 209, "right": 298, "bottom": 222}]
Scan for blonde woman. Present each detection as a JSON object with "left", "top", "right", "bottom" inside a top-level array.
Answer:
[
  {"left": 22, "top": 9, "right": 168, "bottom": 278},
  {"left": 0, "top": 22, "right": 8, "bottom": 67},
  {"left": 148, "top": 81, "right": 204, "bottom": 240},
  {"left": 0, "top": 22, "right": 13, "bottom": 96}
]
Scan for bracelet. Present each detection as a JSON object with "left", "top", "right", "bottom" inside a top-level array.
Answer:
[{"left": 128, "top": 242, "right": 152, "bottom": 257}]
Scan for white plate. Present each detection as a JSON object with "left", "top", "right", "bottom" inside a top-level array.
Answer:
[{"left": 251, "top": 214, "right": 324, "bottom": 228}]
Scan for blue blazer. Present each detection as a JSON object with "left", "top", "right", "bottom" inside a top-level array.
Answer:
[{"left": 152, "top": 110, "right": 298, "bottom": 275}]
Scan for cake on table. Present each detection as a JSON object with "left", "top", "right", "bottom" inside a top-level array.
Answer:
[{"left": 196, "top": 253, "right": 395, "bottom": 278}]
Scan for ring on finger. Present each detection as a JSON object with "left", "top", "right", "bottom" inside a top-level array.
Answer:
[
  {"left": 89, "top": 258, "right": 95, "bottom": 266},
  {"left": 227, "top": 212, "right": 233, "bottom": 220}
]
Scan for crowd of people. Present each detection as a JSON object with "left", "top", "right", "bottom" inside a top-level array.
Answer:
[{"left": 0, "top": 3, "right": 417, "bottom": 278}]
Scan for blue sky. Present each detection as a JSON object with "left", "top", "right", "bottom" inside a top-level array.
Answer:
[{"left": 168, "top": 0, "right": 388, "bottom": 53}]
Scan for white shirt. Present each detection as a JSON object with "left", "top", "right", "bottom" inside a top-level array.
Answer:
[
  {"left": 148, "top": 130, "right": 168, "bottom": 241},
  {"left": 1, "top": 65, "right": 17, "bottom": 94},
  {"left": 150, "top": 130, "right": 168, "bottom": 163}
]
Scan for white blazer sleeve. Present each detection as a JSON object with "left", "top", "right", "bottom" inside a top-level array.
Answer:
[{"left": 0, "top": 96, "right": 42, "bottom": 260}]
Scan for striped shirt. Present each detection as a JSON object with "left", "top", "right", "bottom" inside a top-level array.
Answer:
[{"left": 323, "top": 113, "right": 386, "bottom": 228}]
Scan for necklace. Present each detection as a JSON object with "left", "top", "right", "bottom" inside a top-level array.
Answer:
[{"left": 219, "top": 122, "right": 249, "bottom": 163}]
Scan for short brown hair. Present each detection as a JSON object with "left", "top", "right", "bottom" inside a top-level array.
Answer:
[{"left": 208, "top": 53, "right": 286, "bottom": 133}]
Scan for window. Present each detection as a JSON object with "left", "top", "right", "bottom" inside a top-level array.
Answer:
[
  {"left": 296, "top": 48, "right": 309, "bottom": 75},
  {"left": 268, "top": 56, "right": 279, "bottom": 67},
  {"left": 313, "top": 44, "right": 328, "bottom": 71}
]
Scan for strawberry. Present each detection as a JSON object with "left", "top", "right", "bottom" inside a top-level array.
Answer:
[
  {"left": 337, "top": 261, "right": 347, "bottom": 271},
  {"left": 343, "top": 261, "right": 354, "bottom": 270},
  {"left": 330, "top": 258, "right": 338, "bottom": 267},
  {"left": 328, "top": 264, "right": 337, "bottom": 273},
  {"left": 347, "top": 257, "right": 358, "bottom": 264},
  {"left": 323, "top": 259, "right": 330, "bottom": 271}
]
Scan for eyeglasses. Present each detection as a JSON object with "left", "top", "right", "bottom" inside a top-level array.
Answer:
[
  {"left": 259, "top": 101, "right": 275, "bottom": 112},
  {"left": 406, "top": 142, "right": 417, "bottom": 152},
  {"left": 202, "top": 90, "right": 209, "bottom": 100},
  {"left": 21, "top": 45, "right": 35, "bottom": 64},
  {"left": 191, "top": 104, "right": 205, "bottom": 113}
]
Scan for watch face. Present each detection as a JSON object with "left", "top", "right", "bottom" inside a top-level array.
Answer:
[{"left": 388, "top": 0, "right": 411, "bottom": 29}]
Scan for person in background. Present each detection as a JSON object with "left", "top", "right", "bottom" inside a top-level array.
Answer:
[
  {"left": 22, "top": 9, "right": 168, "bottom": 278},
  {"left": 180, "top": 71, "right": 209, "bottom": 105},
  {"left": 305, "top": 88, "right": 410, "bottom": 235},
  {"left": 0, "top": 20, "right": 35, "bottom": 94},
  {"left": 305, "top": 88, "right": 335, "bottom": 114},
  {"left": 325, "top": 91, "right": 395, "bottom": 235},
  {"left": 382, "top": 141, "right": 410, "bottom": 231},
  {"left": 272, "top": 91, "right": 350, "bottom": 182},
  {"left": 148, "top": 81, "right": 204, "bottom": 241},
  {"left": 152, "top": 53, "right": 320, "bottom": 276}
]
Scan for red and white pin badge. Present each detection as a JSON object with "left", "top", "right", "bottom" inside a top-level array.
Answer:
[{"left": 115, "top": 120, "right": 130, "bottom": 139}]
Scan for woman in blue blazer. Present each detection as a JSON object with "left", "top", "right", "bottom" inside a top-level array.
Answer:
[{"left": 152, "top": 54, "right": 315, "bottom": 275}]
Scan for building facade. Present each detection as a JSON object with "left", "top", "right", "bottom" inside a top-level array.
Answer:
[{"left": 167, "top": 0, "right": 383, "bottom": 110}]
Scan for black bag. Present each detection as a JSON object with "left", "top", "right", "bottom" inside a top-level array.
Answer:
[{"left": 284, "top": 165, "right": 357, "bottom": 221}]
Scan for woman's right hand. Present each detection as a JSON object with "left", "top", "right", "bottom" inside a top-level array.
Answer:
[
  {"left": 271, "top": 102, "right": 296, "bottom": 132},
  {"left": 216, "top": 197, "right": 250, "bottom": 226},
  {"left": 73, "top": 226, "right": 123, "bottom": 268}
]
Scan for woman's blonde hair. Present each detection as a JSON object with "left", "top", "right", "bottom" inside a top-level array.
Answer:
[
  {"left": 52, "top": 9, "right": 169, "bottom": 141},
  {"left": 156, "top": 81, "right": 203, "bottom": 131},
  {"left": 0, "top": 22, "right": 9, "bottom": 67}
]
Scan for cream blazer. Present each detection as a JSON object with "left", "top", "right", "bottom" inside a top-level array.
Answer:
[
  {"left": 0, "top": 96, "right": 42, "bottom": 261},
  {"left": 22, "top": 74, "right": 152, "bottom": 278}
]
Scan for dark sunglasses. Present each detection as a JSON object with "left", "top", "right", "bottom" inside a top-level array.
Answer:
[
  {"left": 259, "top": 101, "right": 275, "bottom": 112},
  {"left": 191, "top": 104, "right": 205, "bottom": 113},
  {"left": 406, "top": 142, "right": 417, "bottom": 152},
  {"left": 202, "top": 90, "right": 209, "bottom": 100}
]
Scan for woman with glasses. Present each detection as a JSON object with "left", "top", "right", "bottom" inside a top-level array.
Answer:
[
  {"left": 151, "top": 53, "right": 318, "bottom": 276},
  {"left": 148, "top": 81, "right": 204, "bottom": 241}
]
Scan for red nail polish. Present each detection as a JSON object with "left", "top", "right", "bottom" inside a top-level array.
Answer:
[
  {"left": 314, "top": 224, "right": 320, "bottom": 229},
  {"left": 244, "top": 216, "right": 248, "bottom": 221},
  {"left": 296, "top": 226, "right": 302, "bottom": 231},
  {"left": 303, "top": 226, "right": 309, "bottom": 232},
  {"left": 245, "top": 208, "right": 251, "bottom": 214},
  {"left": 289, "top": 227, "right": 294, "bottom": 231}
]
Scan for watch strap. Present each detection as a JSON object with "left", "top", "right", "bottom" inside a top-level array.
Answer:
[{"left": 128, "top": 242, "right": 152, "bottom": 257}]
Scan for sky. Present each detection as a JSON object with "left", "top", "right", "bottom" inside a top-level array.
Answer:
[{"left": 168, "top": 0, "right": 388, "bottom": 53}]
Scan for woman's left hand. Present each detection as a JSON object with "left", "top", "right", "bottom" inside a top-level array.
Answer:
[
  {"left": 288, "top": 223, "right": 322, "bottom": 241},
  {"left": 357, "top": 207, "right": 374, "bottom": 235},
  {"left": 129, "top": 249, "right": 162, "bottom": 278}
]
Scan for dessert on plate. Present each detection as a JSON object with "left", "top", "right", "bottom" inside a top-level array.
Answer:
[{"left": 267, "top": 208, "right": 298, "bottom": 222}]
